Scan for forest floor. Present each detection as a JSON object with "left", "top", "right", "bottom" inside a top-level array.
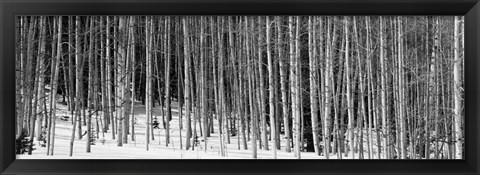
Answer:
[{"left": 18, "top": 99, "right": 375, "bottom": 159}]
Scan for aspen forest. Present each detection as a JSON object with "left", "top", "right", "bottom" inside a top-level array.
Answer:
[{"left": 15, "top": 16, "right": 464, "bottom": 159}]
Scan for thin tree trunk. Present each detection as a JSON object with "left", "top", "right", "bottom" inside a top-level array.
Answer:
[
  {"left": 324, "top": 16, "right": 334, "bottom": 159},
  {"left": 453, "top": 16, "right": 463, "bottom": 159},
  {"left": 353, "top": 16, "right": 365, "bottom": 159},
  {"left": 70, "top": 16, "right": 82, "bottom": 157},
  {"left": 256, "top": 17, "right": 268, "bottom": 151},
  {"left": 116, "top": 16, "right": 126, "bottom": 147},
  {"left": 308, "top": 16, "right": 321, "bottom": 156},
  {"left": 200, "top": 16, "right": 209, "bottom": 151},
  {"left": 130, "top": 16, "right": 136, "bottom": 142},
  {"left": 266, "top": 16, "right": 277, "bottom": 158},
  {"left": 145, "top": 16, "right": 153, "bottom": 151},
  {"left": 294, "top": 16, "right": 302, "bottom": 159},
  {"left": 379, "top": 16, "right": 388, "bottom": 159},
  {"left": 164, "top": 17, "right": 172, "bottom": 146},
  {"left": 397, "top": 17, "right": 407, "bottom": 159},
  {"left": 183, "top": 17, "right": 192, "bottom": 150},
  {"left": 288, "top": 16, "right": 297, "bottom": 157},
  {"left": 87, "top": 16, "right": 95, "bottom": 153},
  {"left": 276, "top": 16, "right": 291, "bottom": 153},
  {"left": 34, "top": 16, "right": 47, "bottom": 144},
  {"left": 48, "top": 16, "right": 62, "bottom": 155},
  {"left": 344, "top": 16, "right": 355, "bottom": 159}
]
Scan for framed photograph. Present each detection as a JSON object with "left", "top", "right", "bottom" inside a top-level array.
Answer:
[{"left": 1, "top": 0, "right": 479, "bottom": 174}]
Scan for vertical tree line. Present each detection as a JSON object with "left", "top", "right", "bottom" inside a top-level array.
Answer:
[{"left": 16, "top": 16, "right": 464, "bottom": 159}]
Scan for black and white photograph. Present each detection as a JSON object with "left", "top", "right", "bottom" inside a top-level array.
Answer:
[{"left": 15, "top": 16, "right": 464, "bottom": 159}]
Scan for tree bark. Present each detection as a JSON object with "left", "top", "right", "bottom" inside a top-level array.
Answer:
[
  {"left": 453, "top": 16, "right": 463, "bottom": 159},
  {"left": 266, "top": 16, "right": 277, "bottom": 158}
]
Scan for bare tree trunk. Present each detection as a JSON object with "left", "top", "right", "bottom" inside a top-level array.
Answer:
[
  {"left": 243, "top": 17, "right": 257, "bottom": 158},
  {"left": 145, "top": 16, "right": 153, "bottom": 151},
  {"left": 238, "top": 20, "right": 247, "bottom": 150},
  {"left": 35, "top": 16, "right": 47, "bottom": 143},
  {"left": 432, "top": 17, "right": 440, "bottom": 159},
  {"left": 287, "top": 16, "right": 297, "bottom": 157},
  {"left": 29, "top": 17, "right": 44, "bottom": 155},
  {"left": 116, "top": 16, "right": 126, "bottom": 147},
  {"left": 453, "top": 16, "right": 463, "bottom": 159},
  {"left": 165, "top": 17, "right": 172, "bottom": 146},
  {"left": 23, "top": 17, "right": 35, "bottom": 145},
  {"left": 317, "top": 17, "right": 326, "bottom": 158},
  {"left": 365, "top": 17, "right": 373, "bottom": 159},
  {"left": 344, "top": 16, "right": 355, "bottom": 159},
  {"left": 174, "top": 17, "right": 182, "bottom": 149},
  {"left": 99, "top": 17, "right": 108, "bottom": 136},
  {"left": 397, "top": 17, "right": 407, "bottom": 159},
  {"left": 308, "top": 16, "right": 320, "bottom": 156},
  {"left": 121, "top": 16, "right": 134, "bottom": 144},
  {"left": 379, "top": 16, "right": 388, "bottom": 159},
  {"left": 294, "top": 16, "right": 302, "bottom": 159},
  {"left": 276, "top": 16, "right": 291, "bottom": 153},
  {"left": 17, "top": 17, "right": 26, "bottom": 139},
  {"left": 94, "top": 33, "right": 101, "bottom": 140},
  {"left": 255, "top": 17, "right": 268, "bottom": 151},
  {"left": 200, "top": 16, "right": 209, "bottom": 151},
  {"left": 47, "top": 18, "right": 55, "bottom": 156},
  {"left": 424, "top": 17, "right": 431, "bottom": 159},
  {"left": 130, "top": 17, "right": 136, "bottom": 142},
  {"left": 265, "top": 16, "right": 277, "bottom": 158},
  {"left": 47, "top": 16, "right": 62, "bottom": 155},
  {"left": 324, "top": 16, "right": 334, "bottom": 159},
  {"left": 70, "top": 16, "right": 82, "bottom": 157},
  {"left": 106, "top": 16, "right": 116, "bottom": 140},
  {"left": 183, "top": 17, "right": 192, "bottom": 150},
  {"left": 87, "top": 16, "right": 95, "bottom": 153},
  {"left": 216, "top": 17, "right": 226, "bottom": 155},
  {"left": 353, "top": 16, "right": 365, "bottom": 159}
]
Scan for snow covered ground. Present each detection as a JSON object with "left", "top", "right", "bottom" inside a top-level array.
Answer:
[{"left": 18, "top": 101, "right": 347, "bottom": 159}]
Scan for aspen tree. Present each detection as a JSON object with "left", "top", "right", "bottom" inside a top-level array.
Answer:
[
  {"left": 365, "top": 17, "right": 373, "bottom": 159},
  {"left": 165, "top": 17, "right": 172, "bottom": 146},
  {"left": 117, "top": 16, "right": 126, "bottom": 147},
  {"left": 35, "top": 16, "right": 47, "bottom": 143},
  {"left": 30, "top": 30, "right": 39, "bottom": 154},
  {"left": 23, "top": 17, "right": 35, "bottom": 144},
  {"left": 183, "top": 17, "right": 192, "bottom": 150},
  {"left": 245, "top": 17, "right": 257, "bottom": 158},
  {"left": 294, "top": 16, "right": 302, "bottom": 159},
  {"left": 145, "top": 16, "right": 152, "bottom": 151},
  {"left": 48, "top": 16, "right": 62, "bottom": 155},
  {"left": 256, "top": 17, "right": 269, "bottom": 151},
  {"left": 87, "top": 16, "right": 95, "bottom": 152},
  {"left": 176, "top": 17, "right": 183, "bottom": 149},
  {"left": 324, "top": 16, "right": 333, "bottom": 159},
  {"left": 70, "top": 16, "right": 82, "bottom": 156},
  {"left": 353, "top": 16, "right": 366, "bottom": 159},
  {"left": 344, "top": 16, "right": 355, "bottom": 159},
  {"left": 130, "top": 16, "right": 136, "bottom": 142},
  {"left": 200, "top": 16, "right": 209, "bottom": 150},
  {"left": 266, "top": 16, "right": 277, "bottom": 158},
  {"left": 277, "top": 16, "right": 291, "bottom": 153},
  {"left": 121, "top": 16, "right": 133, "bottom": 144},
  {"left": 308, "top": 16, "right": 321, "bottom": 156},
  {"left": 288, "top": 16, "right": 297, "bottom": 156},
  {"left": 397, "top": 17, "right": 407, "bottom": 159},
  {"left": 379, "top": 16, "right": 388, "bottom": 159},
  {"left": 99, "top": 17, "right": 109, "bottom": 134},
  {"left": 106, "top": 16, "right": 116, "bottom": 140},
  {"left": 453, "top": 16, "right": 463, "bottom": 159}
]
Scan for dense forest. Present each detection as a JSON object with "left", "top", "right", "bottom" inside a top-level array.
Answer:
[{"left": 15, "top": 16, "right": 464, "bottom": 159}]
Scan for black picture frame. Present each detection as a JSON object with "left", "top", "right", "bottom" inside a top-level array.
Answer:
[{"left": 1, "top": 0, "right": 479, "bottom": 174}]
